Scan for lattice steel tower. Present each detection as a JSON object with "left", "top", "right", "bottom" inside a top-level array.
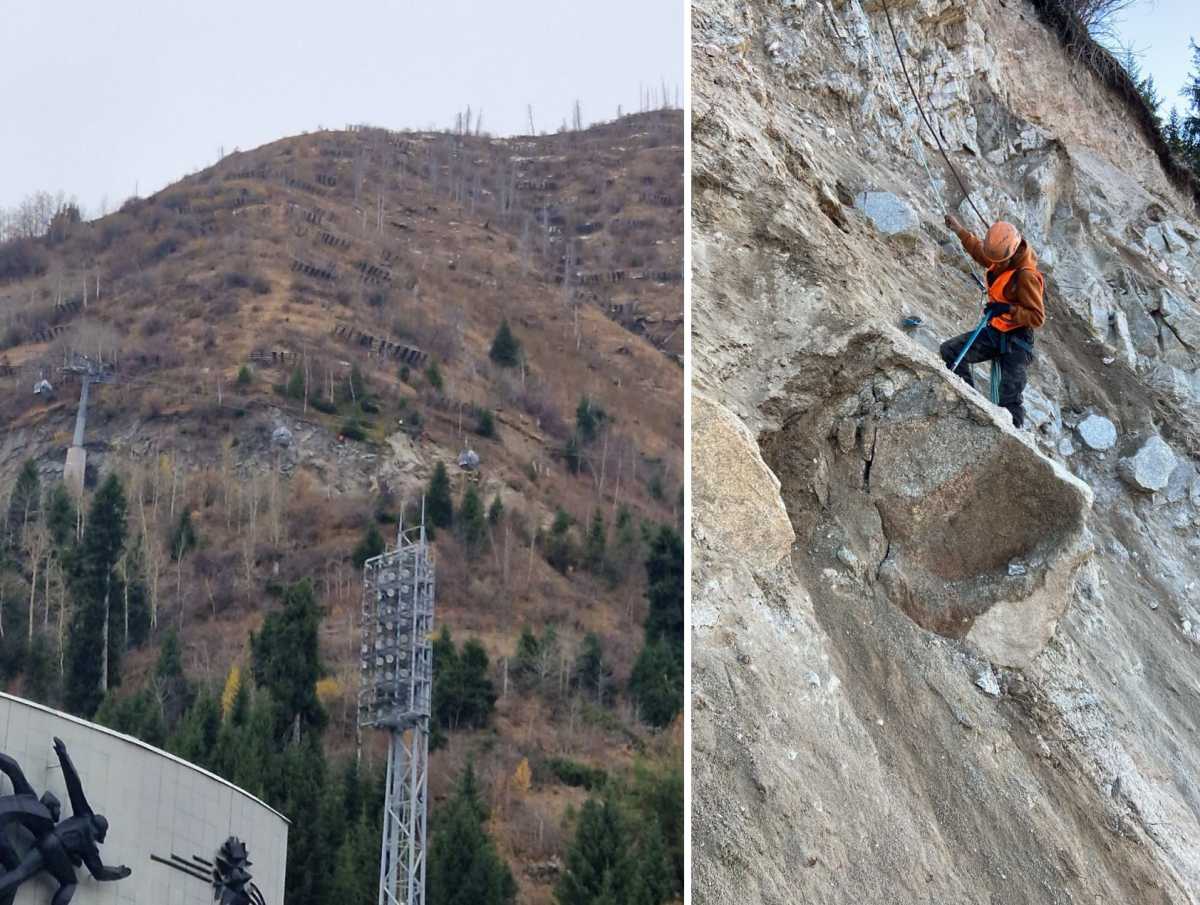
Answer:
[{"left": 359, "top": 512, "right": 434, "bottom": 905}]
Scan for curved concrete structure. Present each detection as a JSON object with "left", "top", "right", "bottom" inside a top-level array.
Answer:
[{"left": 0, "top": 692, "right": 288, "bottom": 904}]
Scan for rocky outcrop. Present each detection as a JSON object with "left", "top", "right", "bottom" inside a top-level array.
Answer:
[
  {"left": 853, "top": 190, "right": 919, "bottom": 238},
  {"left": 693, "top": 0, "right": 1200, "bottom": 899},
  {"left": 692, "top": 393, "right": 795, "bottom": 570},
  {"left": 758, "top": 333, "right": 1093, "bottom": 667}
]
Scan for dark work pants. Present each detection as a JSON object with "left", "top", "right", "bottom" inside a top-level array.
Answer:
[{"left": 939, "top": 325, "right": 1034, "bottom": 428}]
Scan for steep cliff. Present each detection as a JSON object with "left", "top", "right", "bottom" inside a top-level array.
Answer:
[{"left": 691, "top": 1, "right": 1200, "bottom": 901}]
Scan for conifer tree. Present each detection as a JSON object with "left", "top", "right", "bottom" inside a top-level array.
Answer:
[
  {"left": 574, "top": 633, "right": 614, "bottom": 706},
  {"left": 556, "top": 793, "right": 673, "bottom": 905},
  {"left": 489, "top": 319, "right": 522, "bottom": 367},
  {"left": 630, "top": 526, "right": 684, "bottom": 728},
  {"left": 353, "top": 522, "right": 385, "bottom": 568},
  {"left": 487, "top": 495, "right": 503, "bottom": 526},
  {"left": 431, "top": 628, "right": 497, "bottom": 734},
  {"left": 1166, "top": 107, "right": 1186, "bottom": 155},
  {"left": 1183, "top": 40, "right": 1200, "bottom": 171},
  {"left": 584, "top": 511, "right": 607, "bottom": 575},
  {"left": 426, "top": 361, "right": 444, "bottom": 391},
  {"left": 1120, "top": 48, "right": 1162, "bottom": 127},
  {"left": 6, "top": 459, "right": 40, "bottom": 549},
  {"left": 545, "top": 508, "right": 573, "bottom": 573},
  {"left": 629, "top": 639, "right": 682, "bottom": 729},
  {"left": 278, "top": 737, "right": 329, "bottom": 905},
  {"left": 286, "top": 365, "right": 306, "bottom": 400},
  {"left": 555, "top": 796, "right": 632, "bottom": 905},
  {"left": 564, "top": 434, "right": 582, "bottom": 475},
  {"left": 45, "top": 482, "right": 77, "bottom": 549},
  {"left": 65, "top": 474, "right": 128, "bottom": 717},
  {"left": 155, "top": 629, "right": 192, "bottom": 726},
  {"left": 427, "top": 462, "right": 454, "bottom": 528},
  {"left": 169, "top": 510, "right": 197, "bottom": 560},
  {"left": 575, "top": 396, "right": 604, "bottom": 444},
  {"left": 250, "top": 578, "right": 326, "bottom": 736},
  {"left": 170, "top": 688, "right": 222, "bottom": 769},
  {"left": 459, "top": 486, "right": 487, "bottom": 551},
  {"left": 427, "top": 763, "right": 517, "bottom": 905},
  {"left": 612, "top": 507, "right": 638, "bottom": 581},
  {"left": 475, "top": 408, "right": 496, "bottom": 438},
  {"left": 94, "top": 688, "right": 166, "bottom": 747},
  {"left": 643, "top": 527, "right": 684, "bottom": 645}
]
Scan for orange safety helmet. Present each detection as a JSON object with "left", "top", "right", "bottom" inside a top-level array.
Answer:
[{"left": 982, "top": 221, "right": 1021, "bottom": 263}]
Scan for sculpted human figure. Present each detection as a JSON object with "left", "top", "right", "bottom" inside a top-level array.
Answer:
[{"left": 0, "top": 738, "right": 131, "bottom": 905}]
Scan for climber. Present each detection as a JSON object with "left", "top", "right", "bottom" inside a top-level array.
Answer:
[{"left": 939, "top": 216, "right": 1045, "bottom": 428}]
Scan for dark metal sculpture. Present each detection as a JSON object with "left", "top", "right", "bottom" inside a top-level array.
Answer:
[
  {"left": 0, "top": 737, "right": 131, "bottom": 905},
  {"left": 150, "top": 836, "right": 266, "bottom": 904},
  {"left": 212, "top": 837, "right": 265, "bottom": 905}
]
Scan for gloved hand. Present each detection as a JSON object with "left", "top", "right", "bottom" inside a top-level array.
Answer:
[{"left": 984, "top": 302, "right": 1012, "bottom": 317}]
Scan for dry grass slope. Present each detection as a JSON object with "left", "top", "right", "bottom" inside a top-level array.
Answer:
[{"left": 0, "top": 110, "right": 683, "bottom": 903}]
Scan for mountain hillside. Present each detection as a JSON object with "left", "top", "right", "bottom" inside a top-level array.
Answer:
[
  {"left": 1, "top": 109, "right": 683, "bottom": 903},
  {"left": 692, "top": 1, "right": 1200, "bottom": 902}
]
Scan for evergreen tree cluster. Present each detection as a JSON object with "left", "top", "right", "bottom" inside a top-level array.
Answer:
[
  {"left": 554, "top": 762, "right": 682, "bottom": 905},
  {"left": 88, "top": 573, "right": 519, "bottom": 905},
  {"left": 515, "top": 517, "right": 678, "bottom": 726},
  {"left": 250, "top": 578, "right": 327, "bottom": 738},
  {"left": 427, "top": 762, "right": 518, "bottom": 905},
  {"left": 564, "top": 395, "right": 608, "bottom": 475},
  {"left": 1122, "top": 41, "right": 1200, "bottom": 175},
  {"left": 423, "top": 463, "right": 494, "bottom": 554},
  {"left": 431, "top": 627, "right": 498, "bottom": 747},
  {"left": 93, "top": 575, "right": 385, "bottom": 905},
  {"left": 629, "top": 526, "right": 684, "bottom": 728},
  {"left": 1, "top": 466, "right": 151, "bottom": 715},
  {"left": 3, "top": 465, "right": 677, "bottom": 905},
  {"left": 539, "top": 505, "right": 639, "bottom": 582}
]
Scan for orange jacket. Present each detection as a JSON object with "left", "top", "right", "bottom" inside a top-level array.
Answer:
[{"left": 954, "top": 228, "right": 1046, "bottom": 330}]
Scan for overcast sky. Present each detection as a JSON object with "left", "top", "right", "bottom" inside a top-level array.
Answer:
[
  {"left": 0, "top": 0, "right": 685, "bottom": 212},
  {"left": 1112, "top": 0, "right": 1195, "bottom": 119}
]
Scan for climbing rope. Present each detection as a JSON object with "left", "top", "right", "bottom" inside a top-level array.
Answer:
[
  {"left": 852, "top": 0, "right": 943, "bottom": 205},
  {"left": 877, "top": 0, "right": 990, "bottom": 230}
]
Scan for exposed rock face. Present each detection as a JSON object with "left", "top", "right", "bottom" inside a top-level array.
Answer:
[
  {"left": 692, "top": 393, "right": 794, "bottom": 570},
  {"left": 853, "top": 190, "right": 918, "bottom": 237},
  {"left": 693, "top": 0, "right": 1200, "bottom": 900}
]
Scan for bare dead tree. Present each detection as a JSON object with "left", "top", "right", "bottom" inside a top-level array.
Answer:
[
  {"left": 23, "top": 520, "right": 50, "bottom": 643},
  {"left": 1064, "top": 0, "right": 1138, "bottom": 44}
]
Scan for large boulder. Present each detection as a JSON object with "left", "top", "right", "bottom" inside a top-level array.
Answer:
[
  {"left": 762, "top": 337, "right": 1093, "bottom": 669},
  {"left": 865, "top": 379, "right": 1093, "bottom": 667},
  {"left": 1119, "top": 434, "right": 1178, "bottom": 493},
  {"left": 692, "top": 393, "right": 795, "bottom": 570}
]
